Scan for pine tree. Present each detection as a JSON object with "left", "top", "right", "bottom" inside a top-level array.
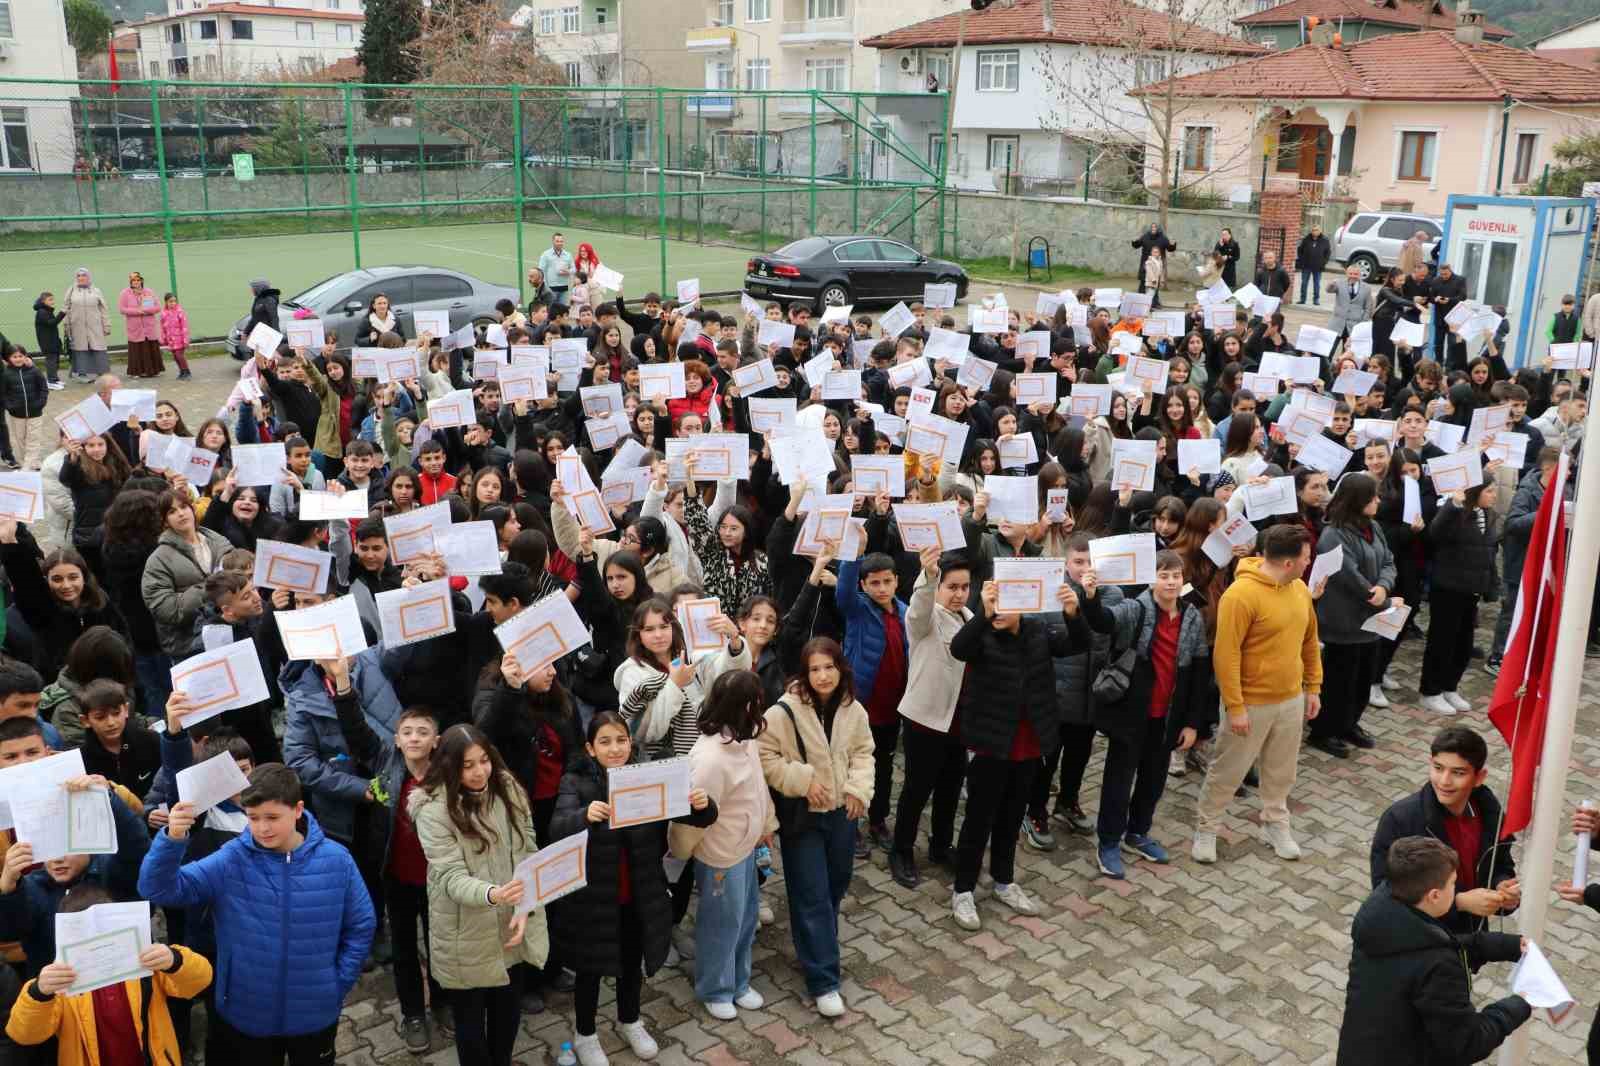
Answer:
[{"left": 356, "top": 0, "right": 423, "bottom": 86}]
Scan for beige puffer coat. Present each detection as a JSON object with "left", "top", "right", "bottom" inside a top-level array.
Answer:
[
  {"left": 411, "top": 774, "right": 549, "bottom": 989},
  {"left": 758, "top": 691, "right": 875, "bottom": 815}
]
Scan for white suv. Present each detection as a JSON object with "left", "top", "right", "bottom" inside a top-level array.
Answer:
[{"left": 1331, "top": 212, "right": 1443, "bottom": 281}]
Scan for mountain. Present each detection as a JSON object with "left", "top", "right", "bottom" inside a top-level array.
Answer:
[{"left": 1474, "top": 0, "right": 1594, "bottom": 45}]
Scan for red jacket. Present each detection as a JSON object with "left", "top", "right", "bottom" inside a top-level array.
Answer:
[
  {"left": 418, "top": 470, "right": 457, "bottom": 504},
  {"left": 667, "top": 383, "right": 717, "bottom": 429}
]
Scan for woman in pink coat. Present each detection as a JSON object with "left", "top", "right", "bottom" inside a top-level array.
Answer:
[{"left": 118, "top": 270, "right": 164, "bottom": 378}]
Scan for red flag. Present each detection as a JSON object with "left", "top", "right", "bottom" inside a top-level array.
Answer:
[
  {"left": 1486, "top": 453, "right": 1570, "bottom": 840},
  {"left": 107, "top": 34, "right": 120, "bottom": 94}
]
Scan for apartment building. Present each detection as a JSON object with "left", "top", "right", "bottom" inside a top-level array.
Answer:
[
  {"left": 133, "top": 0, "right": 364, "bottom": 79},
  {"left": 0, "top": 0, "right": 80, "bottom": 172}
]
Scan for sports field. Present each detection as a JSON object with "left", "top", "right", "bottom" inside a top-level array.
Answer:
[{"left": 0, "top": 220, "right": 755, "bottom": 348}]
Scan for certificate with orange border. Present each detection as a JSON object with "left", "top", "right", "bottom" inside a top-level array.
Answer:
[
  {"left": 852, "top": 467, "right": 889, "bottom": 495},
  {"left": 607, "top": 758, "right": 691, "bottom": 828},
  {"left": 502, "top": 622, "right": 567, "bottom": 672},
  {"left": 388, "top": 526, "right": 437, "bottom": 564},
  {"left": 676, "top": 598, "right": 723, "bottom": 655},
  {"left": 1014, "top": 373, "right": 1055, "bottom": 405},
  {"left": 375, "top": 581, "right": 455, "bottom": 648},
  {"left": 280, "top": 622, "right": 345, "bottom": 661},
  {"left": 1113, "top": 457, "right": 1152, "bottom": 492},
  {"left": 513, "top": 831, "right": 589, "bottom": 912},
  {"left": 170, "top": 637, "right": 270, "bottom": 724},
  {"left": 685, "top": 445, "right": 733, "bottom": 479},
  {"left": 570, "top": 489, "right": 616, "bottom": 535},
  {"left": 0, "top": 480, "right": 42, "bottom": 523},
  {"left": 265, "top": 555, "right": 323, "bottom": 594},
  {"left": 1280, "top": 409, "right": 1327, "bottom": 445},
  {"left": 1089, "top": 533, "right": 1157, "bottom": 587},
  {"left": 171, "top": 659, "right": 242, "bottom": 715},
  {"left": 904, "top": 423, "right": 947, "bottom": 461}
]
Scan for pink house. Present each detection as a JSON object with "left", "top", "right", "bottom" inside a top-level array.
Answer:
[{"left": 1132, "top": 13, "right": 1600, "bottom": 216}]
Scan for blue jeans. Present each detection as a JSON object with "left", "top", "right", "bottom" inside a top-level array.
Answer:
[
  {"left": 692, "top": 853, "right": 759, "bottom": 1004},
  {"left": 134, "top": 651, "right": 174, "bottom": 722},
  {"left": 1298, "top": 269, "right": 1322, "bottom": 305},
  {"left": 778, "top": 807, "right": 855, "bottom": 997}
]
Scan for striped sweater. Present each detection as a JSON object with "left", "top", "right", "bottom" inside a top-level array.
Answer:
[{"left": 613, "top": 641, "right": 752, "bottom": 758}]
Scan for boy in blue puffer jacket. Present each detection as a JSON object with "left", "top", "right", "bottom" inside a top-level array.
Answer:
[
  {"left": 836, "top": 549, "right": 909, "bottom": 854},
  {"left": 139, "top": 762, "right": 376, "bottom": 1064}
]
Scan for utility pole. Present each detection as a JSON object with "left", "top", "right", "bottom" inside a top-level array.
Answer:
[{"left": 937, "top": 7, "right": 965, "bottom": 189}]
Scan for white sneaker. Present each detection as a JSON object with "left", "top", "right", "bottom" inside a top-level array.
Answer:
[
  {"left": 665, "top": 943, "right": 681, "bottom": 968},
  {"left": 573, "top": 1032, "right": 609, "bottom": 1066},
  {"left": 703, "top": 1000, "right": 737, "bottom": 1021},
  {"left": 45, "top": 380, "right": 65, "bottom": 391},
  {"left": 1420, "top": 694, "right": 1457, "bottom": 716},
  {"left": 1168, "top": 750, "right": 1187, "bottom": 777},
  {"left": 951, "top": 890, "right": 980, "bottom": 930},
  {"left": 815, "top": 991, "right": 845, "bottom": 1018},
  {"left": 619, "top": 1021, "right": 658, "bottom": 1060},
  {"left": 758, "top": 902, "right": 774, "bottom": 924},
  {"left": 1263, "top": 823, "right": 1301, "bottom": 861},
  {"left": 734, "top": 988, "right": 764, "bottom": 1010},
  {"left": 1443, "top": 691, "right": 1471, "bottom": 713},
  {"left": 1191, "top": 831, "right": 1217, "bottom": 864},
  {"left": 1381, "top": 670, "right": 1400, "bottom": 691},
  {"left": 1367, "top": 684, "right": 1390, "bottom": 708},
  {"left": 992, "top": 882, "right": 1038, "bottom": 915}
]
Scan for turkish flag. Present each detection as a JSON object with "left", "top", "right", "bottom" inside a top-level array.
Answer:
[
  {"left": 107, "top": 35, "right": 121, "bottom": 93},
  {"left": 1486, "top": 453, "right": 1570, "bottom": 840}
]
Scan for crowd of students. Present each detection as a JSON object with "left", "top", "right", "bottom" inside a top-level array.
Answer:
[{"left": 0, "top": 243, "right": 1594, "bottom": 1066}]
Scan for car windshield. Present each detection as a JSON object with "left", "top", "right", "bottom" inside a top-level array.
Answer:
[
  {"left": 288, "top": 273, "right": 354, "bottom": 309},
  {"left": 775, "top": 237, "right": 830, "bottom": 258}
]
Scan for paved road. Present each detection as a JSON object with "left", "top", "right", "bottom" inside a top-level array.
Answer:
[{"left": 57, "top": 332, "right": 1600, "bottom": 1066}]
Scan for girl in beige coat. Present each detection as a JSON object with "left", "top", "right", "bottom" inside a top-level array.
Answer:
[
  {"left": 412, "top": 724, "right": 547, "bottom": 1066},
  {"left": 758, "top": 637, "right": 873, "bottom": 1019}
]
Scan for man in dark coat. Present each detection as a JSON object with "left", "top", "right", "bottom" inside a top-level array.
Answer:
[
  {"left": 1429, "top": 263, "right": 1469, "bottom": 365},
  {"left": 240, "top": 279, "right": 280, "bottom": 361},
  {"left": 1295, "top": 225, "right": 1332, "bottom": 306},
  {"left": 1369, "top": 726, "right": 1519, "bottom": 937},
  {"left": 1337, "top": 835, "right": 1529, "bottom": 1066},
  {"left": 1214, "top": 228, "right": 1242, "bottom": 288},
  {"left": 1255, "top": 250, "right": 1292, "bottom": 299},
  {"left": 1131, "top": 223, "right": 1175, "bottom": 295}
]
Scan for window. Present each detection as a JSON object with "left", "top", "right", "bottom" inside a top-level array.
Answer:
[
  {"left": 986, "top": 135, "right": 1019, "bottom": 172},
  {"left": 230, "top": 18, "right": 253, "bottom": 38},
  {"left": 295, "top": 21, "right": 314, "bottom": 40},
  {"left": 0, "top": 108, "right": 29, "bottom": 170},
  {"left": 976, "top": 49, "right": 1019, "bottom": 92},
  {"left": 413, "top": 275, "right": 472, "bottom": 302},
  {"left": 539, "top": 8, "right": 556, "bottom": 33},
  {"left": 1377, "top": 217, "right": 1416, "bottom": 241},
  {"left": 1134, "top": 57, "right": 1166, "bottom": 87},
  {"left": 336, "top": 23, "right": 353, "bottom": 41},
  {"left": 1397, "top": 130, "right": 1436, "bottom": 182},
  {"left": 706, "top": 60, "right": 733, "bottom": 90},
  {"left": 166, "top": 23, "right": 183, "bottom": 43},
  {"left": 744, "top": 57, "right": 769, "bottom": 90},
  {"left": 925, "top": 52, "right": 951, "bottom": 91},
  {"left": 564, "top": 61, "right": 581, "bottom": 85},
  {"left": 875, "top": 241, "right": 922, "bottom": 263},
  {"left": 1182, "top": 126, "right": 1214, "bottom": 171},
  {"left": 200, "top": 53, "right": 217, "bottom": 73},
  {"left": 326, "top": 0, "right": 340, "bottom": 7},
  {"left": 805, "top": 0, "right": 843, "bottom": 18},
  {"left": 834, "top": 240, "right": 880, "bottom": 262},
  {"left": 593, "top": 6, "right": 605, "bottom": 25},
  {"left": 804, "top": 58, "right": 847, "bottom": 92},
  {"left": 198, "top": 18, "right": 217, "bottom": 38},
  {"left": 1513, "top": 132, "right": 1538, "bottom": 185},
  {"left": 746, "top": 0, "right": 769, "bottom": 20},
  {"left": 168, "top": 56, "right": 189, "bottom": 75},
  {"left": 561, "top": 5, "right": 579, "bottom": 31},
  {"left": 0, "top": 0, "right": 12, "bottom": 39},
  {"left": 929, "top": 132, "right": 957, "bottom": 172},
  {"left": 714, "top": 0, "right": 732, "bottom": 23},
  {"left": 150, "top": 61, "right": 161, "bottom": 76}
]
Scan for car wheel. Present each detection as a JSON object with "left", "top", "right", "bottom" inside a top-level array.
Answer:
[
  {"left": 1348, "top": 254, "right": 1378, "bottom": 282},
  {"left": 817, "top": 283, "right": 851, "bottom": 312}
]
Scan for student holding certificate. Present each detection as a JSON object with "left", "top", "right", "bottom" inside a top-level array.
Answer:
[{"left": 548, "top": 712, "right": 714, "bottom": 1063}]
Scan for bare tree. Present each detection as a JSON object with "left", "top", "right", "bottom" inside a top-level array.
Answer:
[{"left": 1035, "top": 0, "right": 1261, "bottom": 231}]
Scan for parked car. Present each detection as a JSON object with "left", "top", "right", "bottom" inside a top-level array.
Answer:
[
  {"left": 1331, "top": 211, "right": 1443, "bottom": 280},
  {"left": 226, "top": 265, "right": 517, "bottom": 358},
  {"left": 744, "top": 235, "right": 968, "bottom": 312}
]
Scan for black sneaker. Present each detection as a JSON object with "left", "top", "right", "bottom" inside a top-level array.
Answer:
[
  {"left": 1344, "top": 725, "right": 1377, "bottom": 750},
  {"left": 869, "top": 820, "right": 894, "bottom": 853},
  {"left": 1051, "top": 803, "right": 1093, "bottom": 835},
  {"left": 1484, "top": 655, "right": 1502, "bottom": 677},
  {"left": 519, "top": 988, "right": 545, "bottom": 1015},
  {"left": 401, "top": 1016, "right": 429, "bottom": 1052},
  {"left": 854, "top": 825, "right": 871, "bottom": 860},
  {"left": 888, "top": 849, "right": 921, "bottom": 889},
  {"left": 1308, "top": 735, "right": 1351, "bottom": 759},
  {"left": 927, "top": 844, "right": 956, "bottom": 870},
  {"left": 1242, "top": 767, "right": 1260, "bottom": 789},
  {"left": 431, "top": 1004, "right": 454, "bottom": 1036},
  {"left": 1468, "top": 645, "right": 1486, "bottom": 660},
  {"left": 177, "top": 369, "right": 192, "bottom": 381}
]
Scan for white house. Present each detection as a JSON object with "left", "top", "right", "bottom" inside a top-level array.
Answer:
[
  {"left": 861, "top": 0, "right": 1264, "bottom": 193},
  {"left": 133, "top": 1, "right": 365, "bottom": 79},
  {"left": 1531, "top": 14, "right": 1600, "bottom": 69},
  {"left": 0, "top": 0, "right": 80, "bottom": 173}
]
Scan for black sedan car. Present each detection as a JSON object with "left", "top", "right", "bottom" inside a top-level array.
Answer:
[{"left": 744, "top": 235, "right": 968, "bottom": 312}]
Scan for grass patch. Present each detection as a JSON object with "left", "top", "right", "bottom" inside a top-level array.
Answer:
[{"left": 953, "top": 255, "right": 1112, "bottom": 287}]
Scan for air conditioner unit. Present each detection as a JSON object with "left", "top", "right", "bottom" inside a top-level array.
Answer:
[{"left": 899, "top": 50, "right": 922, "bottom": 75}]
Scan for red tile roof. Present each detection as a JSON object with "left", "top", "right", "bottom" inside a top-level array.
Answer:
[
  {"left": 1536, "top": 47, "right": 1600, "bottom": 69},
  {"left": 1134, "top": 31, "right": 1600, "bottom": 102},
  {"left": 1236, "top": 0, "right": 1511, "bottom": 39},
  {"left": 861, "top": 0, "right": 1266, "bottom": 57},
  {"left": 139, "top": 2, "right": 364, "bottom": 22}
]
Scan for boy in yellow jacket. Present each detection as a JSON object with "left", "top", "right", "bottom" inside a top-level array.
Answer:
[{"left": 7, "top": 886, "right": 212, "bottom": 1066}]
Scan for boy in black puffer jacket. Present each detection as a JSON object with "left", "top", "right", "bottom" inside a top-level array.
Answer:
[
  {"left": 32, "top": 294, "right": 65, "bottom": 389},
  {"left": 0, "top": 344, "right": 49, "bottom": 470}
]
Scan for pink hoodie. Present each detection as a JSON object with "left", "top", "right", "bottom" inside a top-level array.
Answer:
[{"left": 160, "top": 304, "right": 189, "bottom": 351}]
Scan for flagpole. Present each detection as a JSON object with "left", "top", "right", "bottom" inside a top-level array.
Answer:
[{"left": 1499, "top": 395, "right": 1600, "bottom": 1066}]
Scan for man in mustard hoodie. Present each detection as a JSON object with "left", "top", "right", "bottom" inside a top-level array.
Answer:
[{"left": 1193, "top": 525, "right": 1323, "bottom": 865}]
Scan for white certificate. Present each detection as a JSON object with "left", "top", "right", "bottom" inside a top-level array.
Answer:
[
  {"left": 747, "top": 397, "right": 797, "bottom": 434},
  {"left": 496, "top": 592, "right": 591, "bottom": 673},
  {"left": 872, "top": 412, "right": 906, "bottom": 447},
  {"left": 1014, "top": 373, "right": 1057, "bottom": 406},
  {"left": 1426, "top": 449, "right": 1484, "bottom": 493},
  {"left": 676, "top": 278, "right": 701, "bottom": 304},
  {"left": 1294, "top": 324, "right": 1337, "bottom": 357},
  {"left": 57, "top": 901, "right": 153, "bottom": 995},
  {"left": 906, "top": 413, "right": 967, "bottom": 466},
  {"left": 1427, "top": 420, "right": 1467, "bottom": 454},
  {"left": 1252, "top": 294, "right": 1282, "bottom": 318},
  {"left": 608, "top": 758, "right": 691, "bottom": 829},
  {"left": 0, "top": 472, "right": 44, "bottom": 523},
  {"left": 1067, "top": 384, "right": 1112, "bottom": 417},
  {"left": 731, "top": 359, "right": 779, "bottom": 396},
  {"left": 1016, "top": 330, "right": 1052, "bottom": 362},
  {"left": 1332, "top": 369, "right": 1377, "bottom": 396},
  {"left": 1348, "top": 321, "right": 1374, "bottom": 359},
  {"left": 1550, "top": 341, "right": 1596, "bottom": 371},
  {"left": 676, "top": 597, "right": 724, "bottom": 655},
  {"left": 1279, "top": 406, "right": 1332, "bottom": 446},
  {"left": 444, "top": 324, "right": 477, "bottom": 352},
  {"left": 1231, "top": 283, "right": 1262, "bottom": 308},
  {"left": 1402, "top": 476, "right": 1423, "bottom": 524},
  {"left": 593, "top": 264, "right": 624, "bottom": 291},
  {"left": 1390, "top": 318, "right": 1425, "bottom": 348},
  {"left": 438, "top": 520, "right": 503, "bottom": 577},
  {"left": 384, "top": 501, "right": 453, "bottom": 564},
  {"left": 1204, "top": 303, "right": 1237, "bottom": 330},
  {"left": 411, "top": 309, "right": 450, "bottom": 340},
  {"left": 879, "top": 302, "right": 915, "bottom": 338},
  {"left": 1110, "top": 439, "right": 1158, "bottom": 492},
  {"left": 299, "top": 487, "right": 368, "bottom": 521},
  {"left": 1045, "top": 488, "right": 1070, "bottom": 522},
  {"left": 956, "top": 356, "right": 997, "bottom": 393},
  {"left": 794, "top": 498, "right": 853, "bottom": 557},
  {"left": 1089, "top": 533, "right": 1158, "bottom": 586},
  {"left": 276, "top": 595, "right": 369, "bottom": 662},
  {"left": 351, "top": 348, "right": 384, "bottom": 379},
  {"left": 0, "top": 749, "right": 84, "bottom": 830},
  {"left": 1295, "top": 434, "right": 1352, "bottom": 476},
  {"left": 284, "top": 319, "right": 326, "bottom": 351},
  {"left": 1445, "top": 301, "right": 1477, "bottom": 328},
  {"left": 169, "top": 641, "right": 260, "bottom": 729},
  {"left": 499, "top": 365, "right": 548, "bottom": 404},
  {"left": 1308, "top": 544, "right": 1343, "bottom": 591},
  {"left": 769, "top": 428, "right": 835, "bottom": 486},
  {"left": 513, "top": 830, "right": 589, "bottom": 912},
  {"left": 569, "top": 488, "right": 616, "bottom": 535},
  {"left": 472, "top": 348, "right": 507, "bottom": 383},
  {"left": 1126, "top": 355, "right": 1169, "bottom": 394},
  {"left": 428, "top": 389, "right": 475, "bottom": 429},
  {"left": 508, "top": 345, "right": 550, "bottom": 371},
  {"left": 892, "top": 501, "right": 964, "bottom": 552},
  {"left": 1467, "top": 403, "right": 1512, "bottom": 445},
  {"left": 993, "top": 557, "right": 1066, "bottom": 614},
  {"left": 1196, "top": 282, "right": 1230, "bottom": 306},
  {"left": 822, "top": 370, "right": 863, "bottom": 401},
  {"left": 968, "top": 306, "right": 1008, "bottom": 335},
  {"left": 887, "top": 358, "right": 932, "bottom": 390},
  {"left": 374, "top": 348, "right": 423, "bottom": 384},
  {"left": 850, "top": 455, "right": 905, "bottom": 499},
  {"left": 183, "top": 447, "right": 220, "bottom": 487},
  {"left": 925, "top": 327, "right": 969, "bottom": 362},
  {"left": 56, "top": 395, "right": 116, "bottom": 442},
  {"left": 757, "top": 320, "right": 797, "bottom": 349},
  {"left": 176, "top": 751, "right": 252, "bottom": 813},
  {"left": 1483, "top": 431, "right": 1529, "bottom": 470},
  {"left": 252, "top": 539, "right": 332, "bottom": 594},
  {"left": 376, "top": 580, "right": 457, "bottom": 649},
  {"left": 1177, "top": 438, "right": 1221, "bottom": 477},
  {"left": 799, "top": 351, "right": 835, "bottom": 388},
  {"left": 13, "top": 782, "right": 115, "bottom": 862},
  {"left": 984, "top": 475, "right": 1039, "bottom": 524},
  {"left": 1361, "top": 602, "right": 1412, "bottom": 641},
  {"left": 924, "top": 282, "right": 958, "bottom": 309},
  {"left": 1243, "top": 476, "right": 1299, "bottom": 521},
  {"left": 247, "top": 321, "right": 283, "bottom": 356},
  {"left": 998, "top": 434, "right": 1038, "bottom": 468},
  {"left": 639, "top": 363, "right": 687, "bottom": 402},
  {"left": 1202, "top": 512, "right": 1257, "bottom": 566},
  {"left": 585, "top": 412, "right": 631, "bottom": 452},
  {"left": 108, "top": 389, "right": 158, "bottom": 421},
  {"left": 231, "top": 443, "right": 288, "bottom": 487},
  {"left": 1354, "top": 419, "right": 1398, "bottom": 446}
]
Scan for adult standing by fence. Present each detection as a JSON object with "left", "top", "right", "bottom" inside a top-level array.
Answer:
[
  {"left": 1214, "top": 228, "right": 1241, "bottom": 289},
  {"left": 1131, "top": 224, "right": 1175, "bottom": 297},
  {"left": 1295, "top": 225, "right": 1331, "bottom": 307},
  {"left": 539, "top": 233, "right": 575, "bottom": 303},
  {"left": 63, "top": 268, "right": 110, "bottom": 384},
  {"left": 119, "top": 271, "right": 164, "bottom": 379}
]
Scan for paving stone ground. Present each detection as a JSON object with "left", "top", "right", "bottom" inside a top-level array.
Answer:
[{"left": 69, "top": 312, "right": 1600, "bottom": 1066}]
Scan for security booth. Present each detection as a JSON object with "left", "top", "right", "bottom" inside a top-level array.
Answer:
[{"left": 1439, "top": 194, "right": 1596, "bottom": 370}]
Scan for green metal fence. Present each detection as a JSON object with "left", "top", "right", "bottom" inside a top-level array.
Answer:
[{"left": 0, "top": 77, "right": 954, "bottom": 303}]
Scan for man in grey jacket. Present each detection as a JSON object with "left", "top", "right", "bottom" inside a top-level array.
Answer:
[{"left": 1326, "top": 263, "right": 1373, "bottom": 348}]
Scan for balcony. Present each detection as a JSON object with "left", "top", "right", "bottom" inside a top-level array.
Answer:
[
  {"left": 685, "top": 26, "right": 735, "bottom": 51},
  {"left": 685, "top": 94, "right": 735, "bottom": 117},
  {"left": 780, "top": 15, "right": 851, "bottom": 45}
]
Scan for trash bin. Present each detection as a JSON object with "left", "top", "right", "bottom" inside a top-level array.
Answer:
[{"left": 1030, "top": 247, "right": 1047, "bottom": 268}]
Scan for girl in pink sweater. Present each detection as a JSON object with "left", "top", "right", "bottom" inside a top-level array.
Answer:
[{"left": 160, "top": 293, "right": 192, "bottom": 380}]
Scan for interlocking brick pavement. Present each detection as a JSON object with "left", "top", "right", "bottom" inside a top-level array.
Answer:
[{"left": 88, "top": 353, "right": 1600, "bottom": 1066}]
